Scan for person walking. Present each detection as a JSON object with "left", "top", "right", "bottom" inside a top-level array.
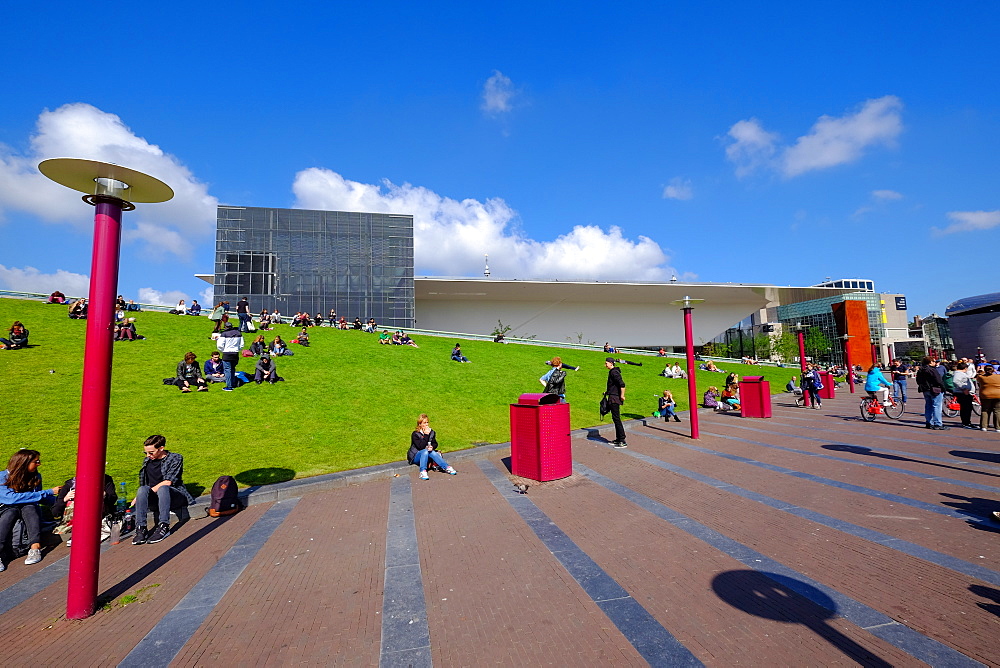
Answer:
[
  {"left": 604, "top": 357, "right": 627, "bottom": 447},
  {"left": 801, "top": 364, "right": 823, "bottom": 409},
  {"left": 976, "top": 364, "right": 1000, "bottom": 432},
  {"left": 236, "top": 297, "right": 252, "bottom": 333},
  {"left": 916, "top": 356, "right": 948, "bottom": 430},
  {"left": 889, "top": 359, "right": 911, "bottom": 408},
  {"left": 209, "top": 302, "right": 226, "bottom": 333},
  {"left": 951, "top": 361, "right": 979, "bottom": 429}
]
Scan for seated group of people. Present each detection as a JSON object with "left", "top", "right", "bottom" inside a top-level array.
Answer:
[
  {"left": 169, "top": 299, "right": 202, "bottom": 316},
  {"left": 1, "top": 437, "right": 196, "bottom": 570},
  {"left": 658, "top": 362, "right": 687, "bottom": 379},
  {"left": 699, "top": 361, "right": 725, "bottom": 373},
  {"left": 291, "top": 312, "right": 321, "bottom": 327},
  {"left": 114, "top": 295, "right": 142, "bottom": 312},
  {"left": 68, "top": 298, "right": 88, "bottom": 319},
  {"left": 113, "top": 318, "right": 142, "bottom": 341},
  {"left": 378, "top": 330, "right": 418, "bottom": 347},
  {"left": 0, "top": 321, "right": 29, "bottom": 350}
]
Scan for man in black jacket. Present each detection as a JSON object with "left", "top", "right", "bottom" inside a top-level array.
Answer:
[
  {"left": 605, "top": 357, "right": 627, "bottom": 447},
  {"left": 915, "top": 357, "right": 948, "bottom": 430}
]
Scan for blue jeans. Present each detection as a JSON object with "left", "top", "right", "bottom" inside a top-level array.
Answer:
[
  {"left": 237, "top": 312, "right": 251, "bottom": 332},
  {"left": 222, "top": 359, "right": 236, "bottom": 389},
  {"left": 415, "top": 449, "right": 449, "bottom": 472},
  {"left": 893, "top": 379, "right": 907, "bottom": 403},
  {"left": 134, "top": 485, "right": 185, "bottom": 527},
  {"left": 923, "top": 390, "right": 944, "bottom": 427}
]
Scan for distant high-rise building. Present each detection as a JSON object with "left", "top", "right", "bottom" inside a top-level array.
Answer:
[{"left": 213, "top": 206, "right": 414, "bottom": 327}]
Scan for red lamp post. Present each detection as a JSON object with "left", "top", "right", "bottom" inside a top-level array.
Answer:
[
  {"left": 38, "top": 159, "right": 173, "bottom": 620},
  {"left": 842, "top": 334, "right": 855, "bottom": 394},
  {"left": 793, "top": 322, "right": 810, "bottom": 408},
  {"left": 671, "top": 296, "right": 704, "bottom": 439}
]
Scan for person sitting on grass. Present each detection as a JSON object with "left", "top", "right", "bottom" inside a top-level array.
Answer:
[
  {"left": 353, "top": 317, "right": 363, "bottom": 330},
  {"left": 406, "top": 414, "right": 457, "bottom": 481},
  {"left": 175, "top": 352, "right": 209, "bottom": 392},
  {"left": 254, "top": 355, "right": 282, "bottom": 384},
  {"left": 126, "top": 299, "right": 141, "bottom": 312},
  {"left": 249, "top": 334, "right": 269, "bottom": 357},
  {"left": 313, "top": 313, "right": 323, "bottom": 327},
  {"left": 131, "top": 435, "right": 195, "bottom": 546},
  {"left": 0, "top": 449, "right": 60, "bottom": 571},
  {"left": 703, "top": 386, "right": 721, "bottom": 410},
  {"left": 391, "top": 331, "right": 402, "bottom": 345},
  {"left": 115, "top": 317, "right": 140, "bottom": 341},
  {"left": 68, "top": 298, "right": 88, "bottom": 319},
  {"left": 47, "top": 291, "right": 67, "bottom": 304},
  {"left": 271, "top": 335, "right": 293, "bottom": 357},
  {"left": 451, "top": 343, "right": 470, "bottom": 363},
  {"left": 294, "top": 328, "right": 310, "bottom": 347},
  {"left": 0, "top": 321, "right": 29, "bottom": 350},
  {"left": 379, "top": 330, "right": 392, "bottom": 344},
  {"left": 187, "top": 300, "right": 202, "bottom": 316},
  {"left": 204, "top": 351, "right": 226, "bottom": 383},
  {"left": 659, "top": 390, "right": 680, "bottom": 422},
  {"left": 400, "top": 332, "right": 419, "bottom": 347}
]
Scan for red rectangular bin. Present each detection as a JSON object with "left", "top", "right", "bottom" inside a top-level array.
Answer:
[
  {"left": 818, "top": 371, "right": 836, "bottom": 399},
  {"left": 739, "top": 376, "right": 772, "bottom": 418},
  {"left": 510, "top": 393, "right": 572, "bottom": 482}
]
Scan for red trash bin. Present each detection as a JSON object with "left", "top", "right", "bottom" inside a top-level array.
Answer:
[
  {"left": 818, "top": 371, "right": 836, "bottom": 399},
  {"left": 510, "top": 393, "right": 572, "bottom": 482},
  {"left": 739, "top": 376, "right": 772, "bottom": 418}
]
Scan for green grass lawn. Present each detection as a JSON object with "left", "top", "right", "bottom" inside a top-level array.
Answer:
[{"left": 0, "top": 298, "right": 797, "bottom": 495}]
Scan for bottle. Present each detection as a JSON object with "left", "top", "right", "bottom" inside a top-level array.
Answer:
[{"left": 117, "top": 481, "right": 128, "bottom": 511}]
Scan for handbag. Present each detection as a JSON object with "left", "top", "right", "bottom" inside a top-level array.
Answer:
[{"left": 599, "top": 394, "right": 612, "bottom": 418}]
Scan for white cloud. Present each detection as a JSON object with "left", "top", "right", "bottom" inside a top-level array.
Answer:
[
  {"left": 199, "top": 287, "right": 215, "bottom": 307},
  {"left": 725, "top": 96, "right": 903, "bottom": 178},
  {"left": 292, "top": 168, "right": 676, "bottom": 281},
  {"left": 0, "top": 103, "right": 217, "bottom": 258},
  {"left": 138, "top": 287, "right": 190, "bottom": 306},
  {"left": 872, "top": 189, "right": 903, "bottom": 200},
  {"left": 932, "top": 210, "right": 1000, "bottom": 236},
  {"left": 0, "top": 265, "right": 90, "bottom": 296},
  {"left": 481, "top": 71, "right": 516, "bottom": 114},
  {"left": 662, "top": 177, "right": 693, "bottom": 201}
]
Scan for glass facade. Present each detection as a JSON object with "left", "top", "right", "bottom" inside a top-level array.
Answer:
[{"left": 215, "top": 206, "right": 414, "bottom": 327}]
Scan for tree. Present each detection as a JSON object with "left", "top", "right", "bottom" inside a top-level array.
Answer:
[
  {"left": 772, "top": 331, "right": 799, "bottom": 363},
  {"left": 490, "top": 320, "right": 512, "bottom": 339},
  {"left": 804, "top": 328, "right": 831, "bottom": 360}
]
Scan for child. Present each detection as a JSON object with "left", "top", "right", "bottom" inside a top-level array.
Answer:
[{"left": 659, "top": 390, "right": 680, "bottom": 422}]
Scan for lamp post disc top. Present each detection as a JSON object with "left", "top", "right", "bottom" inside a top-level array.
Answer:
[
  {"left": 670, "top": 296, "right": 705, "bottom": 308},
  {"left": 38, "top": 158, "right": 173, "bottom": 204}
]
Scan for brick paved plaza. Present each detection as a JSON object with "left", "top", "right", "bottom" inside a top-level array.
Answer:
[{"left": 2, "top": 392, "right": 998, "bottom": 666}]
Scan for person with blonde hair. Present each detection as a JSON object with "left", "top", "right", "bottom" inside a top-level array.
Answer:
[
  {"left": 659, "top": 390, "right": 680, "bottom": 422},
  {"left": 406, "top": 415, "right": 457, "bottom": 481}
]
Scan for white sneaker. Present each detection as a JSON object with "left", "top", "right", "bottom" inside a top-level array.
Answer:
[
  {"left": 419, "top": 471, "right": 429, "bottom": 480},
  {"left": 0, "top": 560, "right": 6, "bottom": 572},
  {"left": 24, "top": 548, "right": 42, "bottom": 565}
]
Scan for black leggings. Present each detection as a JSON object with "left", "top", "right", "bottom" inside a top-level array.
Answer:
[{"left": 0, "top": 503, "right": 42, "bottom": 556}]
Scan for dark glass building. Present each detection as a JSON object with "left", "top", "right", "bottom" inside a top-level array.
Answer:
[{"left": 214, "top": 206, "right": 414, "bottom": 327}]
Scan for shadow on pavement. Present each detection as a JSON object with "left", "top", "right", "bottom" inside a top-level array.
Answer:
[
  {"left": 950, "top": 450, "right": 1000, "bottom": 465},
  {"left": 711, "top": 570, "right": 892, "bottom": 668},
  {"left": 969, "top": 584, "right": 1000, "bottom": 618},
  {"left": 96, "top": 516, "right": 233, "bottom": 606},
  {"left": 821, "top": 444, "right": 1000, "bottom": 478}
]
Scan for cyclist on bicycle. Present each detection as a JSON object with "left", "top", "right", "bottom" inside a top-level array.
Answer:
[{"left": 864, "top": 364, "right": 893, "bottom": 406}]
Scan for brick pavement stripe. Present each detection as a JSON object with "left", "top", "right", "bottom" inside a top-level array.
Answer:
[
  {"left": 629, "top": 432, "right": 973, "bottom": 520},
  {"left": 574, "top": 461, "right": 982, "bottom": 668},
  {"left": 608, "top": 441, "right": 1000, "bottom": 587},
  {"left": 171, "top": 482, "right": 390, "bottom": 666},
  {"left": 700, "top": 429, "right": 1000, "bottom": 494},
  {"left": 118, "top": 497, "right": 301, "bottom": 668},
  {"left": 380, "top": 475, "right": 432, "bottom": 667},
  {"left": 476, "top": 459, "right": 703, "bottom": 667}
]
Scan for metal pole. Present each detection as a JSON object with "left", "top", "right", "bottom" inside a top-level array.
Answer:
[
  {"left": 66, "top": 197, "right": 123, "bottom": 619},
  {"left": 684, "top": 306, "right": 699, "bottom": 439},
  {"left": 845, "top": 338, "right": 856, "bottom": 394},
  {"left": 797, "top": 329, "right": 810, "bottom": 407}
]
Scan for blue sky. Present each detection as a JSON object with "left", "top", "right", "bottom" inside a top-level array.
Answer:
[{"left": 1, "top": 1, "right": 997, "bottom": 317}]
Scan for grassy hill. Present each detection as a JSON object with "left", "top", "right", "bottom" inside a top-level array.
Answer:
[{"left": 0, "top": 298, "right": 797, "bottom": 495}]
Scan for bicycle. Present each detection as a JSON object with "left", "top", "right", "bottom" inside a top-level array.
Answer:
[
  {"left": 860, "top": 393, "right": 904, "bottom": 421},
  {"left": 942, "top": 392, "right": 981, "bottom": 418}
]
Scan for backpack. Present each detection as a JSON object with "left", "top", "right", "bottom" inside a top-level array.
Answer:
[
  {"left": 943, "top": 371, "right": 955, "bottom": 393},
  {"left": 208, "top": 475, "right": 241, "bottom": 517},
  {"left": 11, "top": 517, "right": 29, "bottom": 557},
  {"left": 543, "top": 368, "right": 567, "bottom": 395}
]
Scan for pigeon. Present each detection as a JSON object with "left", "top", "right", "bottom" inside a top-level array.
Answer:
[{"left": 514, "top": 483, "right": 529, "bottom": 495}]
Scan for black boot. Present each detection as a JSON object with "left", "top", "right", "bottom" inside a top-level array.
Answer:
[{"left": 674, "top": 415, "right": 681, "bottom": 422}]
